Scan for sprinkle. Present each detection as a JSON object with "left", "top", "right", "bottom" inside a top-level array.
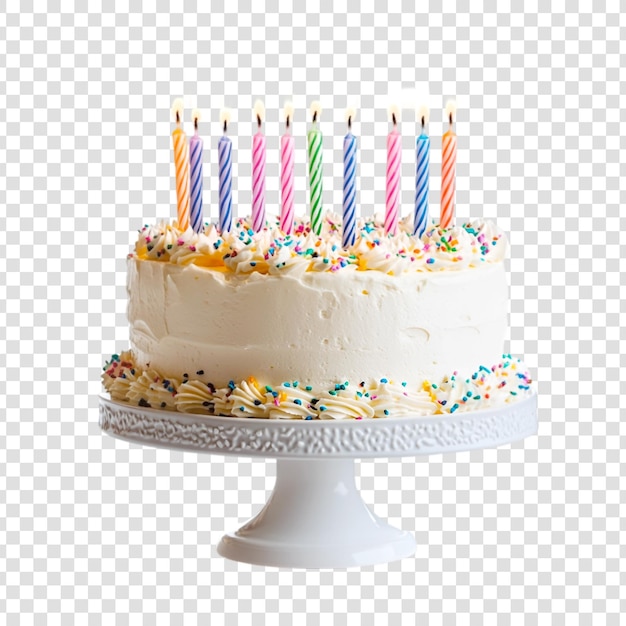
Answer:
[
  {"left": 254, "top": 400, "right": 262, "bottom": 406},
  {"left": 384, "top": 409, "right": 389, "bottom": 415},
  {"left": 450, "top": 403, "right": 459, "bottom": 413},
  {"left": 319, "top": 405, "right": 327, "bottom": 411},
  {"left": 380, "top": 378, "right": 388, "bottom": 384},
  {"left": 294, "top": 398, "right": 302, "bottom": 405},
  {"left": 305, "top": 386, "right": 313, "bottom": 391},
  {"left": 197, "top": 370, "right": 204, "bottom": 376}
]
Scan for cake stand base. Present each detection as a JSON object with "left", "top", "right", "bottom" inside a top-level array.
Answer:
[
  {"left": 100, "top": 392, "right": 538, "bottom": 569},
  {"left": 217, "top": 458, "right": 415, "bottom": 569}
]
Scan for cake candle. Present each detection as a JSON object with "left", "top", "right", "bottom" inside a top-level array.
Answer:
[
  {"left": 251, "top": 100, "right": 266, "bottom": 233},
  {"left": 218, "top": 108, "right": 233, "bottom": 234},
  {"left": 440, "top": 100, "right": 457, "bottom": 230},
  {"left": 307, "top": 101, "right": 324, "bottom": 236},
  {"left": 342, "top": 107, "right": 357, "bottom": 249},
  {"left": 189, "top": 108, "right": 204, "bottom": 233},
  {"left": 385, "top": 104, "right": 401, "bottom": 236},
  {"left": 171, "top": 98, "right": 190, "bottom": 231},
  {"left": 280, "top": 101, "right": 295, "bottom": 235},
  {"left": 413, "top": 104, "right": 430, "bottom": 238}
]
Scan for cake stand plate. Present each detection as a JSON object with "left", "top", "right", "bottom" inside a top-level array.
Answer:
[{"left": 99, "top": 393, "right": 537, "bottom": 569}]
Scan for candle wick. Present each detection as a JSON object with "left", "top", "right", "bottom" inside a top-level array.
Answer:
[
  {"left": 286, "top": 115, "right": 290, "bottom": 129},
  {"left": 392, "top": 112, "right": 397, "bottom": 126},
  {"left": 313, "top": 111, "right": 317, "bottom": 123},
  {"left": 348, "top": 116, "right": 352, "bottom": 130},
  {"left": 223, "top": 120, "right": 227, "bottom": 134},
  {"left": 194, "top": 117, "right": 198, "bottom": 131},
  {"left": 257, "top": 114, "right": 262, "bottom": 128},
  {"left": 421, "top": 116, "right": 425, "bottom": 129},
  {"left": 176, "top": 111, "right": 180, "bottom": 124},
  {"left": 449, "top": 113, "right": 453, "bottom": 126}
]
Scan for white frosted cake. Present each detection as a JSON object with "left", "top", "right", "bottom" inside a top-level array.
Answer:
[{"left": 103, "top": 213, "right": 533, "bottom": 419}]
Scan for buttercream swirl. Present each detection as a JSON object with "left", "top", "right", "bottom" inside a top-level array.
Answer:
[
  {"left": 131, "top": 214, "right": 508, "bottom": 275},
  {"left": 102, "top": 353, "right": 533, "bottom": 420}
]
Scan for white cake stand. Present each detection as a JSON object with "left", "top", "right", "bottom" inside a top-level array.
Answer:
[{"left": 99, "top": 393, "right": 537, "bottom": 569}]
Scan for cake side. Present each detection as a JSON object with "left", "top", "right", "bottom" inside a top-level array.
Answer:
[{"left": 128, "top": 258, "right": 508, "bottom": 390}]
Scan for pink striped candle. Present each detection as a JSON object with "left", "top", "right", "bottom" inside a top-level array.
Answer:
[
  {"left": 251, "top": 100, "right": 266, "bottom": 233},
  {"left": 440, "top": 100, "right": 457, "bottom": 229},
  {"left": 385, "top": 104, "right": 401, "bottom": 236},
  {"left": 280, "top": 101, "right": 295, "bottom": 235}
]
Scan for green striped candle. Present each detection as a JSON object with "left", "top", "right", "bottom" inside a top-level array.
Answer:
[{"left": 307, "top": 101, "right": 324, "bottom": 235}]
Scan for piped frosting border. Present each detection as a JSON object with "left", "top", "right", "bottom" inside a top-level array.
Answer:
[
  {"left": 102, "top": 352, "right": 533, "bottom": 420},
  {"left": 131, "top": 214, "right": 508, "bottom": 275}
]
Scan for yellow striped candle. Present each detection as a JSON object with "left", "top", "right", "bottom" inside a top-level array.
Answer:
[{"left": 171, "top": 98, "right": 190, "bottom": 231}]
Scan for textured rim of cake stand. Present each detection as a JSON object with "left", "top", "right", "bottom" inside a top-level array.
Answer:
[{"left": 99, "top": 393, "right": 537, "bottom": 569}]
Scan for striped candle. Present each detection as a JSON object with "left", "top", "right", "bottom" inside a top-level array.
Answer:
[
  {"left": 251, "top": 100, "right": 266, "bottom": 233},
  {"left": 413, "top": 104, "right": 430, "bottom": 237},
  {"left": 385, "top": 104, "right": 401, "bottom": 236},
  {"left": 342, "top": 108, "right": 357, "bottom": 249},
  {"left": 218, "top": 108, "right": 233, "bottom": 234},
  {"left": 307, "top": 101, "right": 324, "bottom": 236},
  {"left": 171, "top": 98, "right": 190, "bottom": 231},
  {"left": 440, "top": 100, "right": 457, "bottom": 230},
  {"left": 189, "top": 108, "right": 204, "bottom": 233},
  {"left": 280, "top": 101, "right": 295, "bottom": 235}
]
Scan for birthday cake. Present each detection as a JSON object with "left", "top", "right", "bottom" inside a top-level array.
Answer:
[
  {"left": 101, "top": 98, "right": 533, "bottom": 419},
  {"left": 102, "top": 213, "right": 533, "bottom": 419}
]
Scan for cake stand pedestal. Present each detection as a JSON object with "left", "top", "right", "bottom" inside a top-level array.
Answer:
[{"left": 99, "top": 393, "right": 537, "bottom": 569}]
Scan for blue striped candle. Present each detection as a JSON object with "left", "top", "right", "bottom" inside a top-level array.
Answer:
[
  {"left": 342, "top": 108, "right": 357, "bottom": 248},
  {"left": 218, "top": 109, "right": 233, "bottom": 234},
  {"left": 414, "top": 105, "right": 430, "bottom": 237},
  {"left": 189, "top": 108, "right": 204, "bottom": 233}
]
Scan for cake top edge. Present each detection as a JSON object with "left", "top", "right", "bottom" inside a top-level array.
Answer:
[{"left": 131, "top": 213, "right": 508, "bottom": 275}]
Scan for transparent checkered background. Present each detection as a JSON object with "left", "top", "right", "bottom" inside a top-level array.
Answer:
[{"left": 0, "top": 1, "right": 624, "bottom": 623}]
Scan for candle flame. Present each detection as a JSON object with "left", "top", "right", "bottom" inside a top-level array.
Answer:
[
  {"left": 220, "top": 108, "right": 231, "bottom": 127},
  {"left": 192, "top": 108, "right": 202, "bottom": 123},
  {"left": 418, "top": 104, "right": 430, "bottom": 125},
  {"left": 253, "top": 99, "right": 265, "bottom": 124},
  {"left": 171, "top": 98, "right": 184, "bottom": 122},
  {"left": 344, "top": 107, "right": 357, "bottom": 124},
  {"left": 283, "top": 100, "right": 294, "bottom": 122},
  {"left": 310, "top": 100, "right": 322, "bottom": 122},
  {"left": 445, "top": 99, "right": 457, "bottom": 124},
  {"left": 388, "top": 103, "right": 400, "bottom": 124}
]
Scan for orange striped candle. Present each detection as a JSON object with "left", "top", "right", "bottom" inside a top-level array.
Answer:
[
  {"left": 171, "top": 98, "right": 190, "bottom": 231},
  {"left": 440, "top": 99, "right": 457, "bottom": 230}
]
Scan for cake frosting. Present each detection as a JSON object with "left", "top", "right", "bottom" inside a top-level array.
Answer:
[{"left": 103, "top": 213, "right": 534, "bottom": 419}]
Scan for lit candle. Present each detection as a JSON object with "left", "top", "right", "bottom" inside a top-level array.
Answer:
[
  {"left": 251, "top": 100, "right": 266, "bottom": 233},
  {"left": 342, "top": 107, "right": 357, "bottom": 249},
  {"left": 171, "top": 98, "right": 190, "bottom": 231},
  {"left": 280, "top": 101, "right": 295, "bottom": 235},
  {"left": 218, "top": 108, "right": 233, "bottom": 234},
  {"left": 440, "top": 99, "right": 457, "bottom": 230},
  {"left": 307, "top": 100, "right": 324, "bottom": 235},
  {"left": 189, "top": 108, "right": 204, "bottom": 233},
  {"left": 414, "top": 104, "right": 430, "bottom": 237},
  {"left": 385, "top": 104, "right": 401, "bottom": 236}
]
